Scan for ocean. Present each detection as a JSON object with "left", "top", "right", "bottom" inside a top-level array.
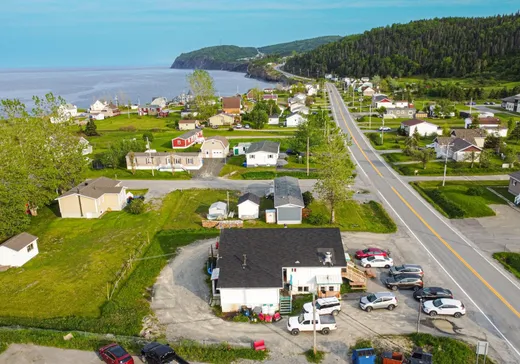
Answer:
[{"left": 0, "top": 67, "right": 276, "bottom": 108}]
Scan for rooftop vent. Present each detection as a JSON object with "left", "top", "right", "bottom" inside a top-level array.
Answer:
[{"left": 242, "top": 254, "right": 247, "bottom": 269}]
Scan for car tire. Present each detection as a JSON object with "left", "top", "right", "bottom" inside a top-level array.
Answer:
[
  {"left": 384, "top": 265, "right": 390, "bottom": 268},
  {"left": 332, "top": 310, "right": 339, "bottom": 316},
  {"left": 413, "top": 286, "right": 421, "bottom": 291},
  {"left": 291, "top": 329, "right": 300, "bottom": 336},
  {"left": 365, "top": 264, "right": 371, "bottom": 268},
  {"left": 429, "top": 311, "right": 437, "bottom": 317},
  {"left": 387, "top": 304, "right": 395, "bottom": 311},
  {"left": 391, "top": 285, "right": 398, "bottom": 291},
  {"left": 321, "top": 328, "right": 330, "bottom": 335},
  {"left": 454, "top": 312, "right": 462, "bottom": 318},
  {"left": 365, "top": 306, "right": 373, "bottom": 312}
]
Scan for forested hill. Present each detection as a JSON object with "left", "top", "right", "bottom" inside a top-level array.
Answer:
[
  {"left": 170, "top": 36, "right": 341, "bottom": 70},
  {"left": 285, "top": 14, "right": 520, "bottom": 80}
]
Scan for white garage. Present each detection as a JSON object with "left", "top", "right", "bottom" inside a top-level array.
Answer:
[{"left": 201, "top": 136, "right": 230, "bottom": 159}]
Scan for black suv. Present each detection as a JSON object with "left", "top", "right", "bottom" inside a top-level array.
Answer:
[
  {"left": 385, "top": 274, "right": 423, "bottom": 291},
  {"left": 413, "top": 287, "right": 453, "bottom": 301},
  {"left": 389, "top": 264, "right": 424, "bottom": 277},
  {"left": 141, "top": 343, "right": 188, "bottom": 364}
]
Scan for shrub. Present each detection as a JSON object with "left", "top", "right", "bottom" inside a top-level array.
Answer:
[
  {"left": 302, "top": 191, "right": 314, "bottom": 207},
  {"left": 228, "top": 127, "right": 234, "bottom": 131},
  {"left": 125, "top": 199, "right": 145, "bottom": 214},
  {"left": 307, "top": 212, "right": 329, "bottom": 225},
  {"left": 467, "top": 186, "right": 485, "bottom": 196},
  {"left": 305, "top": 349, "right": 325, "bottom": 363},
  {"left": 368, "top": 133, "right": 382, "bottom": 146},
  {"left": 142, "top": 131, "right": 154, "bottom": 142},
  {"left": 119, "top": 126, "right": 136, "bottom": 132},
  {"left": 425, "top": 190, "right": 465, "bottom": 218}
]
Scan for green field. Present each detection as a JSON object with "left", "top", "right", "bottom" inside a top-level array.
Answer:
[
  {"left": 411, "top": 181, "right": 509, "bottom": 218},
  {"left": 395, "top": 160, "right": 520, "bottom": 176},
  {"left": 365, "top": 132, "right": 434, "bottom": 150},
  {"left": 493, "top": 252, "right": 520, "bottom": 280}
]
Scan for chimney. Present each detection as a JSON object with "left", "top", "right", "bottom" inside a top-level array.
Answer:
[{"left": 242, "top": 254, "right": 247, "bottom": 269}]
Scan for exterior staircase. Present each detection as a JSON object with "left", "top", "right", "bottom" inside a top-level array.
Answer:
[
  {"left": 279, "top": 295, "right": 292, "bottom": 315},
  {"left": 342, "top": 262, "right": 367, "bottom": 290}
]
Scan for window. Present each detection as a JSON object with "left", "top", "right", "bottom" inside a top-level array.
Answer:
[
  {"left": 304, "top": 286, "right": 309, "bottom": 292},
  {"left": 297, "top": 286, "right": 309, "bottom": 292},
  {"left": 175, "top": 158, "right": 182, "bottom": 164},
  {"left": 166, "top": 158, "right": 170, "bottom": 164},
  {"left": 291, "top": 268, "right": 297, "bottom": 272},
  {"left": 250, "top": 154, "right": 255, "bottom": 159},
  {"left": 513, "top": 180, "right": 517, "bottom": 186},
  {"left": 329, "top": 286, "right": 334, "bottom": 292},
  {"left": 27, "top": 243, "right": 34, "bottom": 252},
  {"left": 176, "top": 140, "right": 181, "bottom": 145},
  {"left": 268, "top": 154, "right": 274, "bottom": 159},
  {"left": 146, "top": 158, "right": 152, "bottom": 164},
  {"left": 187, "top": 158, "right": 193, "bottom": 164}
]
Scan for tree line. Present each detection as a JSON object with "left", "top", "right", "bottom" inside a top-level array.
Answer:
[{"left": 286, "top": 13, "right": 520, "bottom": 80}]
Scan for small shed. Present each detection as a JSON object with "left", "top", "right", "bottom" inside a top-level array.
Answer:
[
  {"left": 208, "top": 201, "right": 227, "bottom": 219},
  {"left": 237, "top": 193, "right": 260, "bottom": 220},
  {"left": 265, "top": 209, "right": 276, "bottom": 224},
  {"left": 352, "top": 348, "right": 376, "bottom": 364},
  {"left": 0, "top": 232, "right": 39, "bottom": 267},
  {"left": 233, "top": 143, "right": 251, "bottom": 156}
]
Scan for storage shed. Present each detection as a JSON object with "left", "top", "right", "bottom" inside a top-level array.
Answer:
[
  {"left": 0, "top": 232, "right": 39, "bottom": 267},
  {"left": 208, "top": 201, "right": 227, "bottom": 219},
  {"left": 237, "top": 193, "right": 260, "bottom": 220}
]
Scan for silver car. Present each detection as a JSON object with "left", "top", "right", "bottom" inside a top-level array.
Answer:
[{"left": 359, "top": 292, "right": 398, "bottom": 312}]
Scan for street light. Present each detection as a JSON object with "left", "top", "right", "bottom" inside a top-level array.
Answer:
[{"left": 442, "top": 143, "right": 454, "bottom": 187}]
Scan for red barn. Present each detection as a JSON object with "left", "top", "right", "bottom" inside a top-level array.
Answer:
[{"left": 172, "top": 129, "right": 204, "bottom": 149}]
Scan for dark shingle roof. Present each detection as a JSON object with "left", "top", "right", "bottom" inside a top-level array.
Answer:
[
  {"left": 1, "top": 232, "right": 37, "bottom": 251},
  {"left": 274, "top": 176, "right": 304, "bottom": 207},
  {"left": 502, "top": 94, "right": 520, "bottom": 102},
  {"left": 246, "top": 141, "right": 280, "bottom": 154},
  {"left": 401, "top": 119, "right": 425, "bottom": 126},
  {"left": 217, "top": 228, "right": 346, "bottom": 288},
  {"left": 510, "top": 171, "right": 520, "bottom": 181},
  {"left": 176, "top": 129, "right": 200, "bottom": 140},
  {"left": 58, "top": 177, "right": 122, "bottom": 199},
  {"left": 238, "top": 192, "right": 260, "bottom": 206}
]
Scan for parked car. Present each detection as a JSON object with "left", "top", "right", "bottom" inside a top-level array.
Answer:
[
  {"left": 385, "top": 274, "right": 423, "bottom": 291},
  {"left": 234, "top": 124, "right": 242, "bottom": 129},
  {"left": 422, "top": 298, "right": 466, "bottom": 317},
  {"left": 379, "top": 126, "right": 391, "bottom": 131},
  {"left": 413, "top": 287, "right": 453, "bottom": 301},
  {"left": 426, "top": 143, "right": 436, "bottom": 149},
  {"left": 287, "top": 313, "right": 337, "bottom": 336},
  {"left": 141, "top": 342, "right": 180, "bottom": 364},
  {"left": 359, "top": 292, "right": 398, "bottom": 312},
  {"left": 244, "top": 124, "right": 251, "bottom": 129},
  {"left": 355, "top": 248, "right": 389, "bottom": 260},
  {"left": 99, "top": 343, "right": 134, "bottom": 364},
  {"left": 302, "top": 297, "right": 341, "bottom": 316},
  {"left": 389, "top": 264, "right": 424, "bottom": 277},
  {"left": 360, "top": 255, "right": 394, "bottom": 268}
]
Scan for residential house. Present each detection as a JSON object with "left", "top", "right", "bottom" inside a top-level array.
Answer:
[
  {"left": 79, "top": 137, "right": 93, "bottom": 155},
  {"left": 0, "top": 232, "right": 39, "bottom": 268},
  {"left": 375, "top": 98, "right": 394, "bottom": 109},
  {"left": 450, "top": 129, "right": 486, "bottom": 148},
  {"left": 208, "top": 113, "right": 234, "bottom": 127},
  {"left": 151, "top": 97, "right": 168, "bottom": 108},
  {"left": 415, "top": 111, "right": 428, "bottom": 119},
  {"left": 394, "top": 100, "right": 409, "bottom": 108},
  {"left": 126, "top": 151, "right": 203, "bottom": 171},
  {"left": 51, "top": 103, "right": 78, "bottom": 123},
  {"left": 306, "top": 86, "right": 318, "bottom": 96},
  {"left": 237, "top": 193, "right": 260, "bottom": 220},
  {"left": 246, "top": 89, "right": 256, "bottom": 101},
  {"left": 501, "top": 94, "right": 520, "bottom": 113},
  {"left": 214, "top": 228, "right": 347, "bottom": 312},
  {"left": 201, "top": 136, "right": 229, "bottom": 159},
  {"left": 180, "top": 108, "right": 199, "bottom": 118},
  {"left": 92, "top": 113, "right": 105, "bottom": 121},
  {"left": 56, "top": 177, "right": 127, "bottom": 218},
  {"left": 384, "top": 108, "right": 416, "bottom": 119},
  {"left": 171, "top": 129, "right": 204, "bottom": 149},
  {"left": 400, "top": 119, "right": 441, "bottom": 137},
  {"left": 473, "top": 117, "right": 508, "bottom": 137},
  {"left": 99, "top": 104, "right": 120, "bottom": 118},
  {"left": 246, "top": 141, "right": 280, "bottom": 167},
  {"left": 434, "top": 137, "right": 482, "bottom": 162},
  {"left": 362, "top": 87, "right": 375, "bottom": 97},
  {"left": 139, "top": 105, "right": 161, "bottom": 116},
  {"left": 508, "top": 171, "right": 520, "bottom": 199},
  {"left": 292, "top": 104, "right": 310, "bottom": 115},
  {"left": 222, "top": 96, "right": 241, "bottom": 114},
  {"left": 361, "top": 77, "right": 370, "bottom": 82},
  {"left": 233, "top": 142, "right": 252, "bottom": 156},
  {"left": 372, "top": 94, "right": 389, "bottom": 107},
  {"left": 208, "top": 201, "right": 227, "bottom": 219},
  {"left": 290, "top": 102, "right": 306, "bottom": 113},
  {"left": 286, "top": 113, "right": 306, "bottom": 127},
  {"left": 274, "top": 176, "right": 304, "bottom": 225},
  {"left": 178, "top": 120, "right": 199, "bottom": 130},
  {"left": 263, "top": 94, "right": 278, "bottom": 103},
  {"left": 288, "top": 93, "right": 306, "bottom": 105},
  {"left": 89, "top": 100, "right": 107, "bottom": 114},
  {"left": 268, "top": 114, "right": 280, "bottom": 125}
]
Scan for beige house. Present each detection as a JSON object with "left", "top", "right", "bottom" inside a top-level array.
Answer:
[
  {"left": 126, "top": 151, "right": 203, "bottom": 171},
  {"left": 201, "top": 136, "right": 229, "bottom": 159},
  {"left": 56, "top": 177, "right": 127, "bottom": 218},
  {"left": 99, "top": 104, "right": 120, "bottom": 118},
  {"left": 179, "top": 120, "right": 199, "bottom": 130},
  {"left": 208, "top": 113, "right": 234, "bottom": 127}
]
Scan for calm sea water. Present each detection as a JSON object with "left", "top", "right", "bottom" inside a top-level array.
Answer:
[{"left": 0, "top": 67, "right": 275, "bottom": 108}]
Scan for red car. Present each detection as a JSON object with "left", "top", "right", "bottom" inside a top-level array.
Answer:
[
  {"left": 355, "top": 248, "right": 389, "bottom": 260},
  {"left": 99, "top": 343, "right": 134, "bottom": 364}
]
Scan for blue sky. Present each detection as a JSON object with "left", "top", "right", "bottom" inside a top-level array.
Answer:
[{"left": 0, "top": 0, "right": 518, "bottom": 69}]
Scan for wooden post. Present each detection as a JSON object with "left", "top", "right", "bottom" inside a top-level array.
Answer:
[{"left": 307, "top": 136, "right": 310, "bottom": 177}]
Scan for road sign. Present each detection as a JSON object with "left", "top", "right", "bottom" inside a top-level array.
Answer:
[{"left": 476, "top": 341, "right": 489, "bottom": 355}]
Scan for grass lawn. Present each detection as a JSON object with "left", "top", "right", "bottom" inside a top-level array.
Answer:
[
  {"left": 381, "top": 152, "right": 419, "bottom": 163},
  {"left": 366, "top": 132, "right": 434, "bottom": 150},
  {"left": 395, "top": 160, "right": 520, "bottom": 176},
  {"left": 411, "top": 181, "right": 509, "bottom": 218},
  {"left": 489, "top": 186, "right": 516, "bottom": 203},
  {"left": 95, "top": 114, "right": 180, "bottom": 132},
  {"left": 493, "top": 252, "right": 520, "bottom": 280},
  {"left": 84, "top": 167, "right": 191, "bottom": 180}
]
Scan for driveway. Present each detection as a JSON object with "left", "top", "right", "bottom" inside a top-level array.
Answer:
[
  {"left": 150, "top": 231, "right": 516, "bottom": 363},
  {"left": 191, "top": 159, "right": 225, "bottom": 179}
]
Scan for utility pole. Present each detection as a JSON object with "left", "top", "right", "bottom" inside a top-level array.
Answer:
[
  {"left": 442, "top": 143, "right": 453, "bottom": 186},
  {"left": 469, "top": 97, "right": 473, "bottom": 115},
  {"left": 312, "top": 292, "right": 317, "bottom": 355},
  {"left": 146, "top": 137, "right": 154, "bottom": 177},
  {"left": 369, "top": 104, "right": 372, "bottom": 130},
  {"left": 416, "top": 298, "right": 423, "bottom": 333},
  {"left": 306, "top": 136, "right": 310, "bottom": 177},
  {"left": 227, "top": 191, "right": 230, "bottom": 214}
]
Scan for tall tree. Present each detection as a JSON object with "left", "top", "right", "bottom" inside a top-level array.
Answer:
[
  {"left": 414, "top": 149, "right": 435, "bottom": 169},
  {"left": 186, "top": 70, "right": 217, "bottom": 120},
  {"left": 84, "top": 119, "right": 98, "bottom": 136},
  {"left": 313, "top": 132, "right": 354, "bottom": 223},
  {"left": 509, "top": 124, "right": 520, "bottom": 142}
]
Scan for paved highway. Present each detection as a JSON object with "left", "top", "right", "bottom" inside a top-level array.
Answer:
[{"left": 327, "top": 83, "right": 520, "bottom": 362}]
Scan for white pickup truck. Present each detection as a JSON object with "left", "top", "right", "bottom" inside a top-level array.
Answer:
[{"left": 287, "top": 313, "right": 337, "bottom": 336}]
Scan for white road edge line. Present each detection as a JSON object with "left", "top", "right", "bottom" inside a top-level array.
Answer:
[
  {"left": 327, "top": 85, "right": 520, "bottom": 359},
  {"left": 330, "top": 86, "right": 520, "bottom": 291}
]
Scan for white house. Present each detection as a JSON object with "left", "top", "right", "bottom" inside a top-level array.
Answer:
[
  {"left": 286, "top": 113, "right": 306, "bottom": 127},
  {"left": 394, "top": 101, "right": 409, "bottom": 108},
  {"left": 201, "top": 136, "right": 230, "bottom": 159},
  {"left": 274, "top": 176, "right": 304, "bottom": 225},
  {"left": 89, "top": 100, "right": 107, "bottom": 114},
  {"left": 268, "top": 114, "right": 280, "bottom": 125},
  {"left": 434, "top": 136, "right": 483, "bottom": 162},
  {"left": 214, "top": 228, "right": 347, "bottom": 313},
  {"left": 246, "top": 141, "right": 280, "bottom": 167},
  {"left": 237, "top": 193, "right": 260, "bottom": 220},
  {"left": 79, "top": 137, "right": 93, "bottom": 155},
  {"left": 92, "top": 113, "right": 105, "bottom": 121},
  {"left": 292, "top": 105, "right": 310, "bottom": 115},
  {"left": 375, "top": 99, "right": 394, "bottom": 109},
  {"left": 233, "top": 142, "right": 251, "bottom": 156},
  {"left": 474, "top": 117, "right": 508, "bottom": 137},
  {"left": 400, "top": 119, "right": 441, "bottom": 137},
  {"left": 290, "top": 102, "right": 306, "bottom": 113},
  {"left": 0, "top": 232, "right": 39, "bottom": 267},
  {"left": 501, "top": 94, "right": 520, "bottom": 113},
  {"left": 208, "top": 201, "right": 227, "bottom": 219},
  {"left": 51, "top": 103, "right": 78, "bottom": 123},
  {"left": 288, "top": 93, "right": 306, "bottom": 105},
  {"left": 151, "top": 97, "right": 168, "bottom": 108}
]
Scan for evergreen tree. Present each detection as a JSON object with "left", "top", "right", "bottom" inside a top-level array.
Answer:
[{"left": 84, "top": 119, "right": 98, "bottom": 136}]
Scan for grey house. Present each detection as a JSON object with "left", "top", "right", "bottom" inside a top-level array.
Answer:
[
  {"left": 274, "top": 176, "right": 304, "bottom": 225},
  {"left": 508, "top": 171, "right": 520, "bottom": 200}
]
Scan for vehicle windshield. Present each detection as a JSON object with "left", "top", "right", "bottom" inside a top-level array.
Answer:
[
  {"left": 315, "top": 302, "right": 321, "bottom": 309},
  {"left": 366, "top": 256, "right": 376, "bottom": 261},
  {"left": 366, "top": 294, "right": 377, "bottom": 302},
  {"left": 433, "top": 299, "right": 443, "bottom": 307},
  {"left": 362, "top": 249, "right": 370, "bottom": 253},
  {"left": 298, "top": 314, "right": 305, "bottom": 324},
  {"left": 395, "top": 265, "right": 404, "bottom": 271},
  {"left": 120, "top": 358, "right": 133, "bottom": 364}
]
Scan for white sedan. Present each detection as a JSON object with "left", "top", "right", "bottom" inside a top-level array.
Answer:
[
  {"left": 379, "top": 126, "right": 391, "bottom": 131},
  {"left": 360, "top": 255, "right": 394, "bottom": 268}
]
